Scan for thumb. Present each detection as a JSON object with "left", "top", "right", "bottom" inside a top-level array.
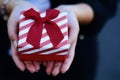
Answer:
[
  {"left": 7, "top": 13, "right": 25, "bottom": 71},
  {"left": 7, "top": 11, "right": 18, "bottom": 42},
  {"left": 67, "top": 11, "right": 80, "bottom": 44}
]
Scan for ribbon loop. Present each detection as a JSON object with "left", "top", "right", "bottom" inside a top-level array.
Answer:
[{"left": 23, "top": 8, "right": 64, "bottom": 48}]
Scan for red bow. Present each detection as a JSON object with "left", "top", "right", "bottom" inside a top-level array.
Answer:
[{"left": 23, "top": 8, "right": 64, "bottom": 48}]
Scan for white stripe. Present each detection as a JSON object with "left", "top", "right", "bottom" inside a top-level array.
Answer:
[
  {"left": 19, "top": 24, "right": 47, "bottom": 37},
  {"left": 18, "top": 12, "right": 68, "bottom": 53},
  {"left": 18, "top": 37, "right": 27, "bottom": 45},
  {"left": 19, "top": 18, "right": 67, "bottom": 30},
  {"left": 40, "top": 12, "right": 46, "bottom": 17},
  {"left": 23, "top": 43, "right": 53, "bottom": 54},
  {"left": 18, "top": 44, "right": 33, "bottom": 52},
  {"left": 18, "top": 30, "right": 49, "bottom": 46},
  {"left": 58, "top": 12, "right": 67, "bottom": 18},
  {"left": 19, "top": 27, "right": 30, "bottom": 36},
  {"left": 60, "top": 35, "right": 68, "bottom": 43},
  {"left": 39, "top": 44, "right": 69, "bottom": 55},
  {"left": 61, "top": 27, "right": 68, "bottom": 33},
  {"left": 19, "top": 13, "right": 67, "bottom": 36},
  {"left": 19, "top": 19, "right": 67, "bottom": 37},
  {"left": 52, "top": 12, "right": 67, "bottom": 21},
  {"left": 18, "top": 27, "right": 68, "bottom": 49},
  {"left": 18, "top": 28, "right": 68, "bottom": 47},
  {"left": 18, "top": 34, "right": 68, "bottom": 51},
  {"left": 18, "top": 26, "right": 67, "bottom": 41},
  {"left": 42, "top": 28, "right": 47, "bottom": 34},
  {"left": 57, "top": 19, "right": 67, "bottom": 27},
  {"left": 20, "top": 19, "right": 34, "bottom": 28},
  {"left": 19, "top": 13, "right": 67, "bottom": 28},
  {"left": 40, "top": 36, "right": 50, "bottom": 43},
  {"left": 20, "top": 15, "right": 25, "bottom": 19}
]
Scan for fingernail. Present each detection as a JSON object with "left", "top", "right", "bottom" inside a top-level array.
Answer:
[
  {"left": 13, "top": 41, "right": 17, "bottom": 48},
  {"left": 46, "top": 70, "right": 50, "bottom": 75},
  {"left": 20, "top": 68, "right": 25, "bottom": 72},
  {"left": 36, "top": 70, "right": 39, "bottom": 72},
  {"left": 30, "top": 69, "right": 36, "bottom": 73},
  {"left": 53, "top": 73, "right": 58, "bottom": 76},
  {"left": 47, "top": 72, "right": 51, "bottom": 75},
  {"left": 61, "top": 69, "right": 67, "bottom": 74}
]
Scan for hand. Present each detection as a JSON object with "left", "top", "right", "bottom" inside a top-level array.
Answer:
[
  {"left": 45, "top": 5, "right": 80, "bottom": 76},
  {"left": 7, "top": 1, "right": 41, "bottom": 73}
]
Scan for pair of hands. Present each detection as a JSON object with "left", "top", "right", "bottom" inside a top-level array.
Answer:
[{"left": 8, "top": 2, "right": 79, "bottom": 76}]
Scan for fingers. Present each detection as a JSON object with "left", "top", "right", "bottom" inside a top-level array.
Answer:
[
  {"left": 67, "top": 11, "right": 79, "bottom": 43},
  {"left": 56, "top": 5, "right": 80, "bottom": 44},
  {"left": 8, "top": 8, "right": 25, "bottom": 71},
  {"left": 8, "top": 12, "right": 25, "bottom": 71},
  {"left": 11, "top": 41, "right": 25, "bottom": 71},
  {"left": 45, "top": 42, "right": 77, "bottom": 76},
  {"left": 24, "top": 61, "right": 41, "bottom": 73},
  {"left": 8, "top": 13, "right": 41, "bottom": 73},
  {"left": 24, "top": 61, "right": 36, "bottom": 73},
  {"left": 45, "top": 9, "right": 79, "bottom": 76},
  {"left": 46, "top": 62, "right": 62, "bottom": 76},
  {"left": 46, "top": 62, "right": 54, "bottom": 75},
  {"left": 33, "top": 61, "right": 41, "bottom": 72},
  {"left": 58, "top": 12, "right": 79, "bottom": 74},
  {"left": 52, "top": 62, "right": 62, "bottom": 76},
  {"left": 7, "top": 12, "right": 18, "bottom": 41},
  {"left": 43, "top": 62, "right": 47, "bottom": 67},
  {"left": 61, "top": 41, "right": 76, "bottom": 74}
]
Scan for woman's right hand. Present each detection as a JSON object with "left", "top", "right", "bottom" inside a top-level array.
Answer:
[{"left": 7, "top": 0, "right": 40, "bottom": 73}]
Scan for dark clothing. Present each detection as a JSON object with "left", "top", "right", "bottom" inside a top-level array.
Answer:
[
  {"left": 51, "top": 0, "right": 117, "bottom": 37},
  {"left": 0, "top": 0, "right": 118, "bottom": 80}
]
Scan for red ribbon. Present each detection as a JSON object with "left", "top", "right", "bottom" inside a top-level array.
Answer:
[{"left": 23, "top": 8, "right": 64, "bottom": 48}]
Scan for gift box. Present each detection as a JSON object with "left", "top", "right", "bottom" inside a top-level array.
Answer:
[{"left": 17, "top": 8, "right": 70, "bottom": 61}]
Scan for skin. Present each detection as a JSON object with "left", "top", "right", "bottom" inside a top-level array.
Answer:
[{"left": 0, "top": 0, "right": 94, "bottom": 76}]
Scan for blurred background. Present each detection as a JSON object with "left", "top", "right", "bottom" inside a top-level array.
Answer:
[{"left": 95, "top": 1, "right": 120, "bottom": 80}]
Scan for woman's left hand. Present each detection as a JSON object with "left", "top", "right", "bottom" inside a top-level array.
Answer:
[{"left": 45, "top": 5, "right": 80, "bottom": 76}]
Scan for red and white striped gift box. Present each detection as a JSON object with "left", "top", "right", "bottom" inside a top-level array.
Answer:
[{"left": 17, "top": 9, "right": 70, "bottom": 61}]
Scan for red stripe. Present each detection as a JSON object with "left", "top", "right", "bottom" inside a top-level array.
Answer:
[
  {"left": 19, "top": 16, "right": 66, "bottom": 30},
  {"left": 18, "top": 42, "right": 28, "bottom": 48},
  {"left": 53, "top": 16, "right": 66, "bottom": 23},
  {"left": 37, "top": 48, "right": 68, "bottom": 55},
  {"left": 18, "top": 31, "right": 68, "bottom": 48},
  {"left": 18, "top": 39, "right": 68, "bottom": 54},
  {"left": 19, "top": 34, "right": 27, "bottom": 40},
  {"left": 18, "top": 13, "right": 68, "bottom": 55},
  {"left": 19, "top": 22, "right": 34, "bottom": 31},
  {"left": 18, "top": 39, "right": 51, "bottom": 49},
  {"left": 19, "top": 18, "right": 27, "bottom": 23},
  {"left": 60, "top": 23, "right": 67, "bottom": 29},
  {"left": 29, "top": 40, "right": 68, "bottom": 55},
  {"left": 19, "top": 31, "right": 48, "bottom": 40},
  {"left": 19, "top": 23, "right": 67, "bottom": 40},
  {"left": 40, "top": 40, "right": 51, "bottom": 47}
]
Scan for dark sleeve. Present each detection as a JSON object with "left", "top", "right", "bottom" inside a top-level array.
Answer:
[
  {"left": 81, "top": 0, "right": 118, "bottom": 36},
  {"left": 88, "top": 0, "right": 118, "bottom": 20}
]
